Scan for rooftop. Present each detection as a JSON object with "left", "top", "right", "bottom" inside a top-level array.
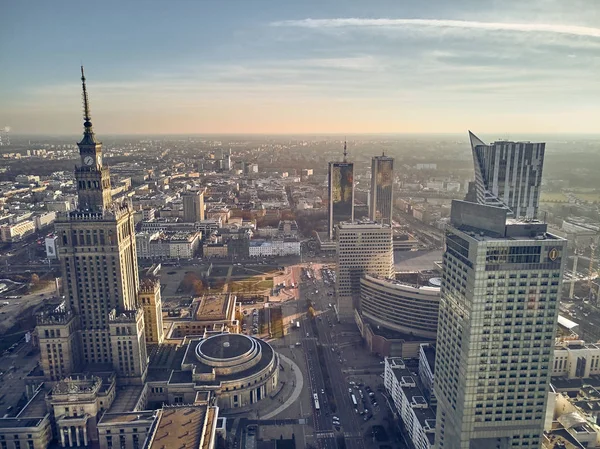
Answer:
[
  {"left": 198, "top": 333, "right": 253, "bottom": 360},
  {"left": 147, "top": 406, "right": 212, "bottom": 449},
  {"left": 195, "top": 294, "right": 232, "bottom": 321},
  {"left": 99, "top": 411, "right": 156, "bottom": 425}
]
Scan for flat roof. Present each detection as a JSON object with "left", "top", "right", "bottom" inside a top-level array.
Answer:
[
  {"left": 109, "top": 386, "right": 145, "bottom": 414},
  {"left": 195, "top": 294, "right": 231, "bottom": 321},
  {"left": 99, "top": 411, "right": 156, "bottom": 425},
  {"left": 148, "top": 407, "right": 207, "bottom": 449}
]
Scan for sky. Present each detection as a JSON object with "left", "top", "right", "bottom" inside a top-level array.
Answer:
[{"left": 1, "top": 0, "right": 600, "bottom": 135}]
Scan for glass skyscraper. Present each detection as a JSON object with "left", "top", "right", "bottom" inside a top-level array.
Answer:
[
  {"left": 469, "top": 131, "right": 545, "bottom": 219},
  {"left": 434, "top": 200, "right": 566, "bottom": 449}
]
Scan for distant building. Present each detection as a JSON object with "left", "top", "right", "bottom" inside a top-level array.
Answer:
[
  {"left": 182, "top": 190, "right": 205, "bottom": 223},
  {"left": 469, "top": 131, "right": 545, "bottom": 219},
  {"left": 328, "top": 143, "right": 354, "bottom": 239},
  {"left": 369, "top": 154, "right": 394, "bottom": 225},
  {"left": 0, "top": 219, "right": 35, "bottom": 242}
]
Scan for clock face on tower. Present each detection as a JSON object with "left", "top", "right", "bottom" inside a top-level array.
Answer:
[{"left": 84, "top": 155, "right": 94, "bottom": 166}]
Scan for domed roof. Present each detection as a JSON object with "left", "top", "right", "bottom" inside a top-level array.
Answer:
[{"left": 198, "top": 333, "right": 254, "bottom": 361}]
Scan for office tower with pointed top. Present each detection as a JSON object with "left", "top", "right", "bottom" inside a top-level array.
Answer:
[
  {"left": 434, "top": 200, "right": 566, "bottom": 449},
  {"left": 469, "top": 131, "right": 545, "bottom": 219},
  {"left": 38, "top": 68, "right": 149, "bottom": 384},
  {"left": 370, "top": 153, "right": 394, "bottom": 225},
  {"left": 328, "top": 141, "right": 354, "bottom": 239}
]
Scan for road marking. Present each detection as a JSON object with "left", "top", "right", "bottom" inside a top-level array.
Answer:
[{"left": 316, "top": 432, "right": 335, "bottom": 438}]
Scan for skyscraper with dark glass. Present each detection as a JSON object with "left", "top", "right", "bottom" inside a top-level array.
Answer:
[
  {"left": 369, "top": 154, "right": 394, "bottom": 225},
  {"left": 328, "top": 141, "right": 354, "bottom": 239},
  {"left": 469, "top": 131, "right": 545, "bottom": 219}
]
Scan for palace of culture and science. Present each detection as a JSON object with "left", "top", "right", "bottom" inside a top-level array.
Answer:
[{"left": 0, "top": 69, "right": 280, "bottom": 449}]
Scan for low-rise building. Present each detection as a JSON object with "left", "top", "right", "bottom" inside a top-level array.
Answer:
[
  {"left": 1, "top": 219, "right": 35, "bottom": 242},
  {"left": 384, "top": 357, "right": 436, "bottom": 449},
  {"left": 248, "top": 238, "right": 300, "bottom": 257}
]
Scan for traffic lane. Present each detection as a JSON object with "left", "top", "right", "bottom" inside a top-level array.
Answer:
[{"left": 320, "top": 328, "right": 365, "bottom": 442}]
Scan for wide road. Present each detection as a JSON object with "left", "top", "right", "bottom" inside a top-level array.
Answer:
[
  {"left": 303, "top": 266, "right": 367, "bottom": 449},
  {"left": 299, "top": 276, "right": 337, "bottom": 449}
]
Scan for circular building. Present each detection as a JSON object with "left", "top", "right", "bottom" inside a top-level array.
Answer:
[
  {"left": 360, "top": 274, "right": 440, "bottom": 338},
  {"left": 183, "top": 333, "right": 279, "bottom": 409}
]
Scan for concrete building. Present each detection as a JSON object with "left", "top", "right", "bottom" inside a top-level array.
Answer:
[
  {"left": 139, "top": 278, "right": 164, "bottom": 345},
  {"left": 34, "top": 211, "right": 57, "bottom": 230},
  {"left": 384, "top": 357, "right": 436, "bottom": 449},
  {"left": 359, "top": 273, "right": 440, "bottom": 339},
  {"left": 0, "top": 219, "right": 35, "bottom": 242},
  {"left": 336, "top": 221, "right": 394, "bottom": 318},
  {"left": 39, "top": 67, "right": 148, "bottom": 384},
  {"left": 434, "top": 200, "right": 566, "bottom": 449},
  {"left": 370, "top": 154, "right": 394, "bottom": 225},
  {"left": 136, "top": 232, "right": 201, "bottom": 259},
  {"left": 469, "top": 131, "right": 545, "bottom": 219},
  {"left": 248, "top": 238, "right": 301, "bottom": 257},
  {"left": 182, "top": 190, "right": 205, "bottom": 223}
]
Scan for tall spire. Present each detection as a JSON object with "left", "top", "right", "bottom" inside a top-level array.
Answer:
[
  {"left": 79, "top": 66, "right": 98, "bottom": 145},
  {"left": 343, "top": 138, "right": 348, "bottom": 162}
]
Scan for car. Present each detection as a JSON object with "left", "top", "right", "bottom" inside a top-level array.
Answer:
[
  {"left": 348, "top": 388, "right": 353, "bottom": 393},
  {"left": 306, "top": 333, "right": 309, "bottom": 337},
  {"left": 321, "top": 389, "right": 325, "bottom": 394},
  {"left": 332, "top": 416, "right": 339, "bottom": 421},
  {"left": 295, "top": 342, "right": 301, "bottom": 346},
  {"left": 369, "top": 392, "right": 375, "bottom": 397}
]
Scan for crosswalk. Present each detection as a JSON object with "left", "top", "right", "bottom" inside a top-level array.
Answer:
[{"left": 316, "top": 432, "right": 335, "bottom": 439}]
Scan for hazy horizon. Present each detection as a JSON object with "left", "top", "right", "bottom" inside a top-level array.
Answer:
[{"left": 2, "top": 0, "right": 600, "bottom": 135}]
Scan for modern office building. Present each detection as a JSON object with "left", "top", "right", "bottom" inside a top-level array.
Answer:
[
  {"left": 434, "top": 200, "right": 566, "bottom": 449},
  {"left": 469, "top": 131, "right": 545, "bottom": 219},
  {"left": 360, "top": 273, "right": 440, "bottom": 339},
  {"left": 182, "top": 190, "right": 205, "bottom": 223},
  {"left": 328, "top": 142, "right": 354, "bottom": 239},
  {"left": 369, "top": 154, "right": 394, "bottom": 225},
  {"left": 336, "top": 221, "right": 394, "bottom": 318}
]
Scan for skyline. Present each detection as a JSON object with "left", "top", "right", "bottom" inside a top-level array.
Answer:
[{"left": 2, "top": 0, "right": 600, "bottom": 135}]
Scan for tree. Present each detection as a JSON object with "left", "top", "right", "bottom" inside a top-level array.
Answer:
[
  {"left": 30, "top": 273, "right": 40, "bottom": 285},
  {"left": 192, "top": 280, "right": 205, "bottom": 295}
]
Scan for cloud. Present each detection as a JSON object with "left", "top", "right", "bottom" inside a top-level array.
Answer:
[{"left": 271, "top": 18, "right": 600, "bottom": 39}]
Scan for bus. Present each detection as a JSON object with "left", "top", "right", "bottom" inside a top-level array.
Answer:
[
  {"left": 351, "top": 394, "right": 357, "bottom": 407},
  {"left": 313, "top": 393, "right": 320, "bottom": 411}
]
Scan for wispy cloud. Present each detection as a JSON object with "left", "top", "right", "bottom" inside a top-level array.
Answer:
[{"left": 271, "top": 18, "right": 600, "bottom": 39}]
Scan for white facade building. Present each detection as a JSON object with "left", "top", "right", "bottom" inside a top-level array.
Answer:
[
  {"left": 248, "top": 239, "right": 301, "bottom": 257},
  {"left": 336, "top": 221, "right": 394, "bottom": 318},
  {"left": 0, "top": 219, "right": 35, "bottom": 242},
  {"left": 384, "top": 357, "right": 436, "bottom": 449},
  {"left": 34, "top": 211, "right": 57, "bottom": 230}
]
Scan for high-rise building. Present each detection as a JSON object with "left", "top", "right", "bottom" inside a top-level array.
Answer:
[
  {"left": 38, "top": 67, "right": 149, "bottom": 383},
  {"left": 328, "top": 142, "right": 354, "bottom": 239},
  {"left": 469, "top": 131, "right": 545, "bottom": 219},
  {"left": 182, "top": 190, "right": 205, "bottom": 222},
  {"left": 336, "top": 221, "right": 394, "bottom": 318},
  {"left": 369, "top": 154, "right": 394, "bottom": 225},
  {"left": 434, "top": 200, "right": 566, "bottom": 449}
]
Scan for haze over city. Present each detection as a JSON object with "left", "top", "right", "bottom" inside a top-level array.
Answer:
[{"left": 2, "top": 0, "right": 600, "bottom": 135}]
